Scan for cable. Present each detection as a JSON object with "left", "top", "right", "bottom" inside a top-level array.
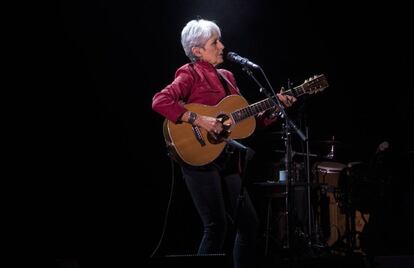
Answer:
[
  {"left": 259, "top": 68, "right": 278, "bottom": 98},
  {"left": 149, "top": 156, "right": 176, "bottom": 258}
]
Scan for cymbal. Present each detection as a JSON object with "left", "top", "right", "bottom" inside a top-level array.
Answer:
[
  {"left": 310, "top": 140, "right": 345, "bottom": 145},
  {"left": 310, "top": 134, "right": 347, "bottom": 147},
  {"left": 273, "top": 149, "right": 319, "bottom": 157}
]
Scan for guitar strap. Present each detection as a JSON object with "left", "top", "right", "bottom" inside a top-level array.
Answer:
[{"left": 217, "top": 70, "right": 236, "bottom": 96}]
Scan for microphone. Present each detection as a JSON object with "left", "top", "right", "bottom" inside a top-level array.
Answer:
[{"left": 226, "top": 52, "right": 260, "bottom": 69}]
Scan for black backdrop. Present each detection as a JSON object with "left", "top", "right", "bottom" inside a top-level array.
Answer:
[{"left": 33, "top": 0, "right": 414, "bottom": 265}]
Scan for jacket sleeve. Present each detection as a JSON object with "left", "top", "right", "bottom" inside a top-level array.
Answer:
[{"left": 152, "top": 66, "right": 194, "bottom": 123}]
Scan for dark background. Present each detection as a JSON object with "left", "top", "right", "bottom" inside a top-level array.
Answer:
[{"left": 28, "top": 0, "right": 413, "bottom": 266}]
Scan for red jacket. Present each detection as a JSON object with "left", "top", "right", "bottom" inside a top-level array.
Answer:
[{"left": 152, "top": 61, "right": 276, "bottom": 126}]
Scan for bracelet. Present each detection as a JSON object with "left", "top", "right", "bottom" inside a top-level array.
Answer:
[{"left": 188, "top": 112, "right": 197, "bottom": 125}]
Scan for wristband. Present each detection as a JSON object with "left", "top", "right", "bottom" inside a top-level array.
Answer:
[{"left": 188, "top": 112, "right": 197, "bottom": 125}]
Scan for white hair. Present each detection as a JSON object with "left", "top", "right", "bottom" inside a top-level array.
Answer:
[{"left": 181, "top": 19, "right": 221, "bottom": 62}]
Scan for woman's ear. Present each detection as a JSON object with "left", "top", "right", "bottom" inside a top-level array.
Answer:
[{"left": 192, "top": 47, "right": 202, "bottom": 58}]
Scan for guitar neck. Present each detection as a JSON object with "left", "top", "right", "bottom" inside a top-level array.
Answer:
[{"left": 231, "top": 85, "right": 303, "bottom": 123}]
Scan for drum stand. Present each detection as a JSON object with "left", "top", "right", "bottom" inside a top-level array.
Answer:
[
  {"left": 278, "top": 119, "right": 321, "bottom": 257},
  {"left": 280, "top": 121, "right": 293, "bottom": 250},
  {"left": 295, "top": 127, "right": 331, "bottom": 256},
  {"left": 303, "top": 128, "right": 328, "bottom": 253}
]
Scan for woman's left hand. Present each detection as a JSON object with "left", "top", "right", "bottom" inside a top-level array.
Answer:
[{"left": 277, "top": 87, "right": 296, "bottom": 107}]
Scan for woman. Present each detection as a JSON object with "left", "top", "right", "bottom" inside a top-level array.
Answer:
[{"left": 152, "top": 18, "right": 296, "bottom": 268}]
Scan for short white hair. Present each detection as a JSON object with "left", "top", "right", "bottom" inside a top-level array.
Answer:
[{"left": 181, "top": 19, "right": 221, "bottom": 62}]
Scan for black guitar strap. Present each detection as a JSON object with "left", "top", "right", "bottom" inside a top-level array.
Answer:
[{"left": 217, "top": 70, "right": 236, "bottom": 96}]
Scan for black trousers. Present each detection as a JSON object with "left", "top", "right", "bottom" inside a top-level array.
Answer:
[{"left": 181, "top": 151, "right": 259, "bottom": 268}]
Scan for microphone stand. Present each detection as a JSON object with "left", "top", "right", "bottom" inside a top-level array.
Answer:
[
  {"left": 227, "top": 139, "right": 255, "bottom": 238},
  {"left": 241, "top": 66, "right": 307, "bottom": 252}
]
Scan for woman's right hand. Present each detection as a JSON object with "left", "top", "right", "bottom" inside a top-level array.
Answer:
[{"left": 194, "top": 115, "right": 223, "bottom": 136}]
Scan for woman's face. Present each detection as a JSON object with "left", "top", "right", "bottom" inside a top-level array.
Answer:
[{"left": 196, "top": 32, "right": 224, "bottom": 66}]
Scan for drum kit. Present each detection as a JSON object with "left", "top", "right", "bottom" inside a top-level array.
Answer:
[{"left": 266, "top": 135, "right": 368, "bottom": 254}]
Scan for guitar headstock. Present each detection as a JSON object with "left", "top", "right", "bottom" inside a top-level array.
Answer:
[{"left": 301, "top": 74, "right": 329, "bottom": 95}]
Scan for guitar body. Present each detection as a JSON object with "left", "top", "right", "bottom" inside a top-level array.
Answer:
[{"left": 164, "top": 95, "right": 256, "bottom": 166}]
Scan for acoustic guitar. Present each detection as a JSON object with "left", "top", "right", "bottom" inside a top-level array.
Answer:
[{"left": 163, "top": 74, "right": 328, "bottom": 166}]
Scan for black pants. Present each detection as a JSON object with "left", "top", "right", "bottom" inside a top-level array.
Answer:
[{"left": 181, "top": 151, "right": 259, "bottom": 268}]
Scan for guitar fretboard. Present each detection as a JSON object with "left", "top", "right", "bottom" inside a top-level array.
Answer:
[
  {"left": 231, "top": 87, "right": 300, "bottom": 123},
  {"left": 230, "top": 74, "right": 327, "bottom": 123}
]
